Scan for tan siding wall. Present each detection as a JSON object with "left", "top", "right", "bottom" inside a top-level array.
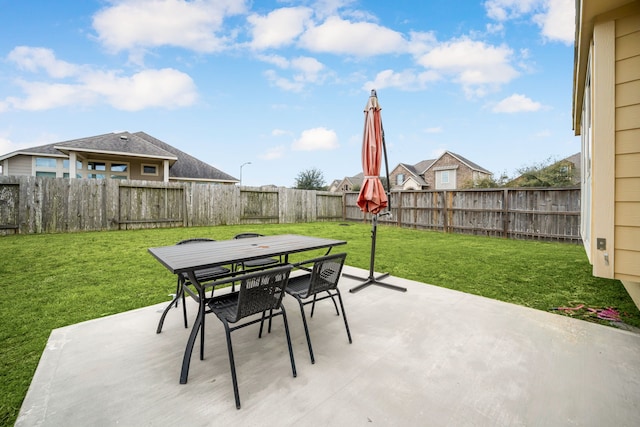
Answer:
[
  {"left": 7, "top": 155, "right": 32, "bottom": 176},
  {"left": 614, "top": 12, "right": 640, "bottom": 282},
  {"left": 128, "top": 159, "right": 163, "bottom": 181}
]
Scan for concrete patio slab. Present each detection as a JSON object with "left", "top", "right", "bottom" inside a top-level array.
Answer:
[{"left": 16, "top": 266, "right": 640, "bottom": 426}]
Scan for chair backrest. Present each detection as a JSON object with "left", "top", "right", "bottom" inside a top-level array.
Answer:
[
  {"left": 233, "top": 264, "right": 293, "bottom": 321},
  {"left": 176, "top": 238, "right": 215, "bottom": 245},
  {"left": 307, "top": 253, "right": 347, "bottom": 296},
  {"left": 233, "top": 233, "right": 264, "bottom": 239}
]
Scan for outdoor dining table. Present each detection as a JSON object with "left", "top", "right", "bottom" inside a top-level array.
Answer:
[{"left": 148, "top": 234, "right": 347, "bottom": 384}]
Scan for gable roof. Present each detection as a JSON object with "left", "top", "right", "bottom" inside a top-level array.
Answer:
[
  {"left": 0, "top": 131, "right": 238, "bottom": 183},
  {"left": 424, "top": 151, "right": 492, "bottom": 174}
]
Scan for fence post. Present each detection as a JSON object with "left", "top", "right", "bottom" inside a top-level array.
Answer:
[{"left": 502, "top": 188, "right": 509, "bottom": 238}]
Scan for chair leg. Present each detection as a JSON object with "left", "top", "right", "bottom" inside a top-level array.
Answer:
[
  {"left": 281, "top": 307, "right": 297, "bottom": 378},
  {"left": 297, "top": 298, "right": 315, "bottom": 364},
  {"left": 336, "top": 290, "right": 352, "bottom": 343},
  {"left": 200, "top": 306, "right": 206, "bottom": 360},
  {"left": 310, "top": 291, "right": 339, "bottom": 317},
  {"left": 258, "top": 311, "right": 266, "bottom": 338},
  {"left": 222, "top": 322, "right": 241, "bottom": 409}
]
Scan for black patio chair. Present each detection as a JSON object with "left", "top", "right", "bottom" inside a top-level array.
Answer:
[
  {"left": 156, "top": 238, "right": 230, "bottom": 333},
  {"left": 206, "top": 264, "right": 296, "bottom": 409},
  {"left": 284, "top": 252, "right": 351, "bottom": 364},
  {"left": 232, "top": 233, "right": 282, "bottom": 271}
]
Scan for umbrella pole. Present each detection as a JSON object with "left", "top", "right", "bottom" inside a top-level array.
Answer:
[
  {"left": 347, "top": 89, "right": 406, "bottom": 293},
  {"left": 348, "top": 213, "right": 407, "bottom": 293}
]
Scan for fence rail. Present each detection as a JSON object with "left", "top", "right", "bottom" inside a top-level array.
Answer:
[
  {"left": 0, "top": 177, "right": 581, "bottom": 243},
  {"left": 344, "top": 188, "right": 582, "bottom": 243}
]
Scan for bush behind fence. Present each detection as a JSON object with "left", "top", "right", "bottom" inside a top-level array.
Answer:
[{"left": 0, "top": 177, "right": 581, "bottom": 243}]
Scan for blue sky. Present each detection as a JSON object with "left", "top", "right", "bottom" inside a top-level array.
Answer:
[{"left": 0, "top": 0, "right": 578, "bottom": 187}]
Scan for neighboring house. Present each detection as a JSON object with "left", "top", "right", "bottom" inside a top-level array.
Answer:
[
  {"left": 332, "top": 173, "right": 364, "bottom": 192},
  {"left": 389, "top": 159, "right": 433, "bottom": 190},
  {"left": 327, "top": 179, "right": 342, "bottom": 192},
  {"left": 0, "top": 131, "right": 238, "bottom": 184},
  {"left": 390, "top": 151, "right": 491, "bottom": 190},
  {"left": 572, "top": 0, "right": 640, "bottom": 308}
]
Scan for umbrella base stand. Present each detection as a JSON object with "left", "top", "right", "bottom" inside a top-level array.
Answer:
[{"left": 346, "top": 213, "right": 407, "bottom": 294}]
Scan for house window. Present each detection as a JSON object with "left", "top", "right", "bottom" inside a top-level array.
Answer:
[
  {"left": 88, "top": 162, "right": 106, "bottom": 171},
  {"left": 86, "top": 161, "right": 129, "bottom": 179},
  {"left": 35, "top": 158, "right": 57, "bottom": 168},
  {"left": 34, "top": 157, "right": 62, "bottom": 177},
  {"left": 141, "top": 164, "right": 158, "bottom": 176},
  {"left": 396, "top": 173, "right": 404, "bottom": 185},
  {"left": 441, "top": 171, "right": 449, "bottom": 184}
]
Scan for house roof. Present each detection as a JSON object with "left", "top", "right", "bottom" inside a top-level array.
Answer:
[
  {"left": 54, "top": 132, "right": 178, "bottom": 161},
  {"left": 425, "top": 151, "right": 492, "bottom": 175},
  {"left": 0, "top": 131, "right": 238, "bottom": 183},
  {"left": 133, "top": 132, "right": 237, "bottom": 182},
  {"left": 395, "top": 162, "right": 429, "bottom": 187}
]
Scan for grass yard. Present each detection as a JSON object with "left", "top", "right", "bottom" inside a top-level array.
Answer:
[{"left": 1, "top": 222, "right": 639, "bottom": 425}]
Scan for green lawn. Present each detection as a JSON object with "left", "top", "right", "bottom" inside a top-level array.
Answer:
[{"left": 1, "top": 222, "right": 638, "bottom": 425}]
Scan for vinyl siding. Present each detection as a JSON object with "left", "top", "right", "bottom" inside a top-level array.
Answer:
[
  {"left": 7, "top": 155, "right": 32, "bottom": 176},
  {"left": 614, "top": 11, "right": 640, "bottom": 281}
]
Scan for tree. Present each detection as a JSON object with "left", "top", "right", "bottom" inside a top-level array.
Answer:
[
  {"left": 459, "top": 171, "right": 510, "bottom": 189},
  {"left": 507, "top": 157, "right": 577, "bottom": 188},
  {"left": 294, "top": 167, "right": 326, "bottom": 190}
]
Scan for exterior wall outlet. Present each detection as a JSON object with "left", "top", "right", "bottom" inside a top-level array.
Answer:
[{"left": 597, "top": 238, "right": 606, "bottom": 250}]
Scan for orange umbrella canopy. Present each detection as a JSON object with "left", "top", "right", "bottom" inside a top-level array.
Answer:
[{"left": 356, "top": 91, "right": 388, "bottom": 214}]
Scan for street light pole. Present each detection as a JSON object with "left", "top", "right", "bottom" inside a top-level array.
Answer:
[{"left": 240, "top": 162, "right": 251, "bottom": 186}]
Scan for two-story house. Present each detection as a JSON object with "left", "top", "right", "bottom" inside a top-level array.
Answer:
[{"left": 390, "top": 151, "right": 492, "bottom": 191}]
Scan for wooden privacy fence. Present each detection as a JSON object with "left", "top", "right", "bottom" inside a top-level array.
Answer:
[
  {"left": 0, "top": 176, "right": 343, "bottom": 235},
  {"left": 0, "top": 176, "right": 581, "bottom": 243},
  {"left": 344, "top": 188, "right": 582, "bottom": 243}
]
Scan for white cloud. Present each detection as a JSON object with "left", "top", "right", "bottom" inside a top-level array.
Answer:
[
  {"left": 256, "top": 54, "right": 290, "bottom": 68},
  {"left": 363, "top": 69, "right": 440, "bottom": 92},
  {"left": 261, "top": 145, "right": 286, "bottom": 160},
  {"left": 484, "top": 0, "right": 574, "bottom": 45},
  {"left": 484, "top": 0, "right": 540, "bottom": 21},
  {"left": 272, "top": 129, "right": 290, "bottom": 136},
  {"left": 2, "top": 47, "right": 198, "bottom": 112},
  {"left": 416, "top": 37, "right": 518, "bottom": 97},
  {"left": 92, "top": 0, "right": 247, "bottom": 59},
  {"left": 492, "top": 93, "right": 543, "bottom": 113},
  {"left": 533, "top": 0, "right": 575, "bottom": 45},
  {"left": 248, "top": 7, "right": 313, "bottom": 49},
  {"left": 299, "top": 16, "right": 407, "bottom": 56},
  {"left": 8, "top": 46, "right": 81, "bottom": 78},
  {"left": 84, "top": 68, "right": 198, "bottom": 111},
  {"left": 292, "top": 127, "right": 339, "bottom": 151},
  {"left": 263, "top": 56, "right": 327, "bottom": 92}
]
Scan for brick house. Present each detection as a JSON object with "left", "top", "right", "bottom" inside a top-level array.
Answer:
[{"left": 390, "top": 151, "right": 492, "bottom": 190}]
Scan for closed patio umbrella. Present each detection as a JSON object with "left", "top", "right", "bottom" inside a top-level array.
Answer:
[
  {"left": 356, "top": 90, "right": 388, "bottom": 215},
  {"left": 348, "top": 90, "right": 406, "bottom": 293}
]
